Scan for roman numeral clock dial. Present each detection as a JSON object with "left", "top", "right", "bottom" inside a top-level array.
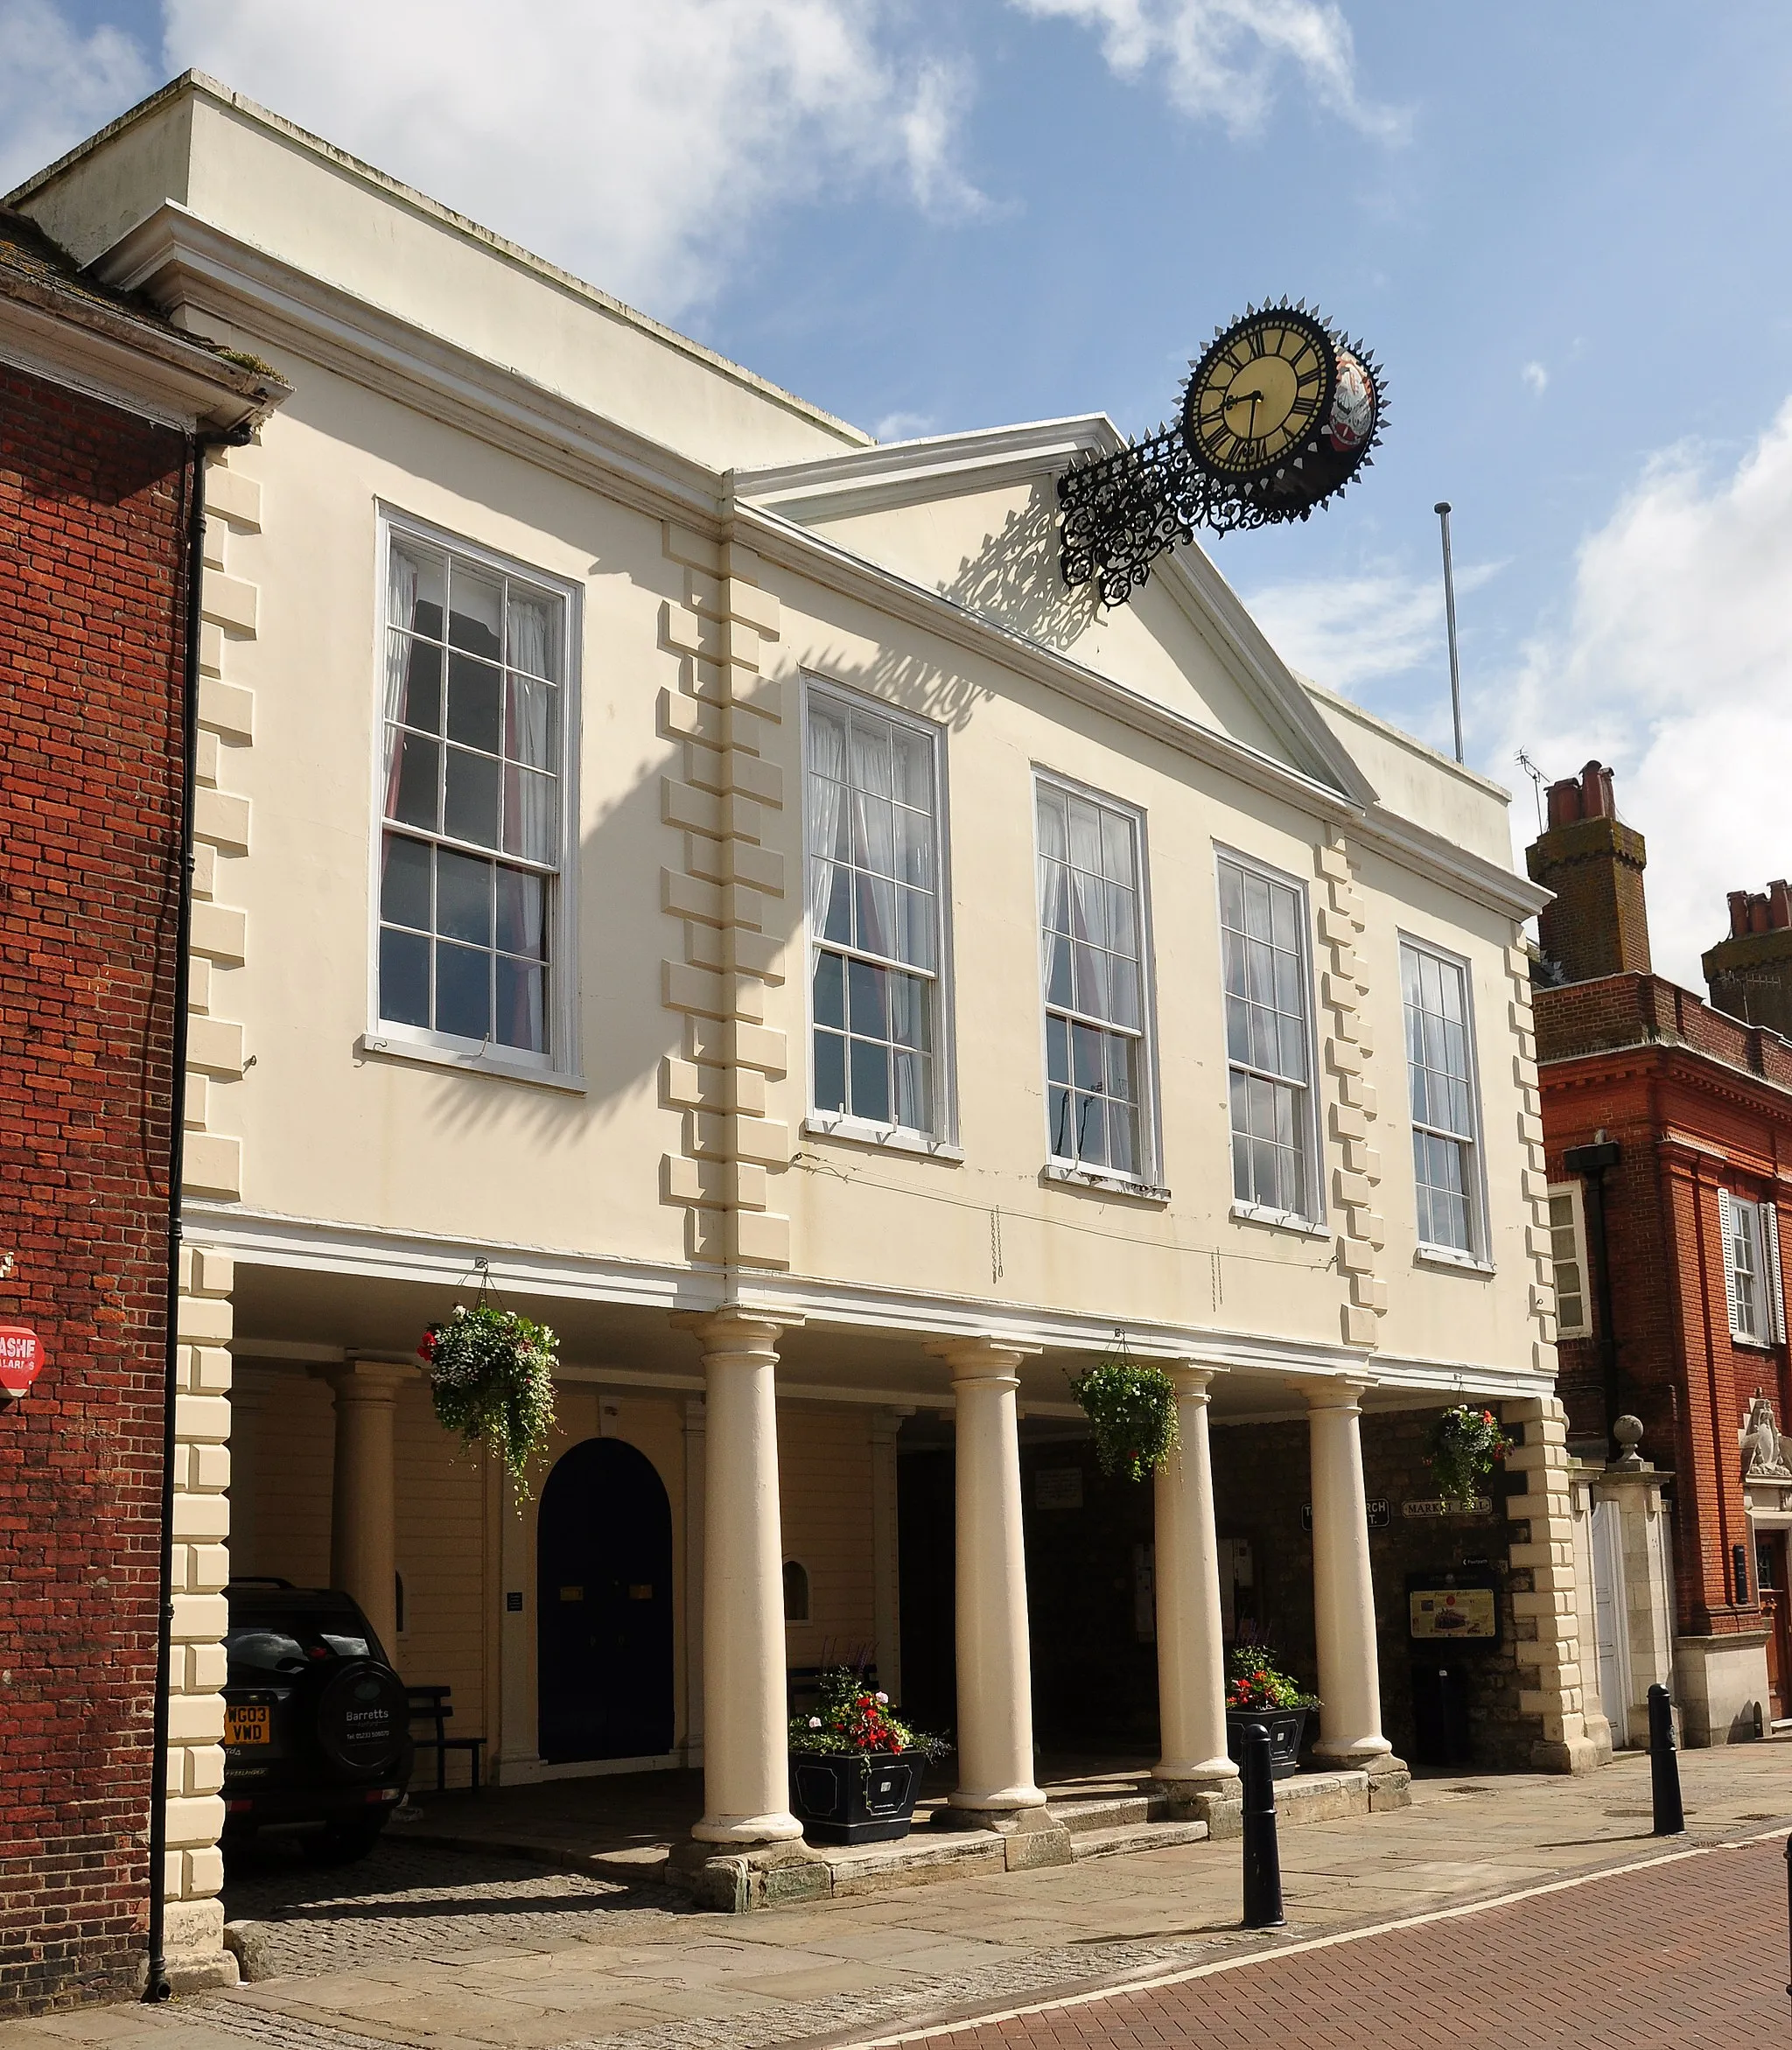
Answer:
[{"left": 1057, "top": 298, "right": 1386, "bottom": 609}]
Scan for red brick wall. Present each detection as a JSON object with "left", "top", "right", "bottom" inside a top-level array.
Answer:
[
  {"left": 1536, "top": 973, "right": 1792, "bottom": 1642},
  {"left": 0, "top": 364, "right": 188, "bottom": 2008}
]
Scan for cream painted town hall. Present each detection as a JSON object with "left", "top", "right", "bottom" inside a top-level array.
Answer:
[{"left": 10, "top": 73, "right": 1633, "bottom": 1983}]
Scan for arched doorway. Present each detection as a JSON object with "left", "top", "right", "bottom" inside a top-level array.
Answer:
[{"left": 536, "top": 1437, "right": 675, "bottom": 1764}]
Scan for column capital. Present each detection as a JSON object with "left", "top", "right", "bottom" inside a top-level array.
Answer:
[
  {"left": 1299, "top": 1375, "right": 1376, "bottom": 1414},
  {"left": 1164, "top": 1362, "right": 1224, "bottom": 1400},
  {"left": 671, "top": 1305, "right": 804, "bottom": 1361},
  {"left": 926, "top": 1336, "right": 1041, "bottom": 1383},
  {"left": 314, "top": 1359, "right": 412, "bottom": 1399}
]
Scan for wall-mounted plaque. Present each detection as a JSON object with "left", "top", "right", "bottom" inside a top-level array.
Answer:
[
  {"left": 1406, "top": 1570, "right": 1502, "bottom": 1648},
  {"left": 1035, "top": 1467, "right": 1084, "bottom": 1511}
]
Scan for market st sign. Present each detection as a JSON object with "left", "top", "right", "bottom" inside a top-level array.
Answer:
[{"left": 0, "top": 1327, "right": 45, "bottom": 1399}]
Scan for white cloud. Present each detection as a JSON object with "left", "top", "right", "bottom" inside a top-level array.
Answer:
[
  {"left": 155, "top": 0, "right": 989, "bottom": 315},
  {"left": 1240, "top": 555, "right": 1497, "bottom": 698},
  {"left": 872, "top": 409, "right": 938, "bottom": 442},
  {"left": 1010, "top": 0, "right": 1403, "bottom": 139},
  {"left": 1488, "top": 402, "right": 1792, "bottom": 987},
  {"left": 1522, "top": 360, "right": 1549, "bottom": 395},
  {"left": 0, "top": 0, "right": 152, "bottom": 192},
  {"left": 0, "top": 0, "right": 986, "bottom": 318}
]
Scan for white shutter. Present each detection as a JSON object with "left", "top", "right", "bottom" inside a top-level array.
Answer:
[
  {"left": 1718, "top": 1187, "right": 1741, "bottom": 1338},
  {"left": 1767, "top": 1200, "right": 1787, "bottom": 1345}
]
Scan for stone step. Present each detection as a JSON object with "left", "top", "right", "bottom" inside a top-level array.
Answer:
[
  {"left": 1048, "top": 1795, "right": 1167, "bottom": 1833},
  {"left": 1068, "top": 1819, "right": 1209, "bottom": 1862}
]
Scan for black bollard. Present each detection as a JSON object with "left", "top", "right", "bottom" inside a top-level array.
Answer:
[
  {"left": 1647, "top": 1682, "right": 1684, "bottom": 1836},
  {"left": 1241, "top": 1722, "right": 1284, "bottom": 1929}
]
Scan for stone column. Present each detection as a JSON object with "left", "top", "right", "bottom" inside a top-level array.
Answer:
[
  {"left": 682, "top": 1394, "right": 707, "bottom": 1767},
  {"left": 1152, "top": 1365, "right": 1240, "bottom": 1830},
  {"left": 323, "top": 1361, "right": 407, "bottom": 1659},
  {"left": 1303, "top": 1379, "right": 1396, "bottom": 1774},
  {"left": 926, "top": 1339, "right": 1054, "bottom": 1833},
  {"left": 676, "top": 1308, "right": 804, "bottom": 1845},
  {"left": 870, "top": 1406, "right": 909, "bottom": 1704}
]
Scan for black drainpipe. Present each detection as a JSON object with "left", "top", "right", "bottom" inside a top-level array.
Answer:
[
  {"left": 145, "top": 423, "right": 248, "bottom": 2001},
  {"left": 1564, "top": 1136, "right": 1623, "bottom": 1461}
]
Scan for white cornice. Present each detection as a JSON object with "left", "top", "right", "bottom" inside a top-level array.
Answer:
[
  {"left": 90, "top": 208, "right": 1541, "bottom": 923},
  {"left": 9, "top": 70, "right": 869, "bottom": 452},
  {"left": 95, "top": 205, "right": 726, "bottom": 530},
  {"left": 186, "top": 1200, "right": 1552, "bottom": 1400},
  {"left": 0, "top": 276, "right": 282, "bottom": 432}
]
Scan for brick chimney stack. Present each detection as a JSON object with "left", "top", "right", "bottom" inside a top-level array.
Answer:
[
  {"left": 1703, "top": 880, "right": 1792, "bottom": 1034},
  {"left": 1523, "top": 761, "right": 1651, "bottom": 983}
]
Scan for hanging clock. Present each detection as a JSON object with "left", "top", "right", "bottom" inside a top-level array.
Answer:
[{"left": 1059, "top": 298, "right": 1386, "bottom": 608}]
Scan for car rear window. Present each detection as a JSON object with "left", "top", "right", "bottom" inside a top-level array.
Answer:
[{"left": 226, "top": 1611, "right": 384, "bottom": 1678}]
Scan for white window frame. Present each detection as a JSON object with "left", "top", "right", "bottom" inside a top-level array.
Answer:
[
  {"left": 1215, "top": 845, "right": 1325, "bottom": 1231},
  {"left": 1032, "top": 769, "right": 1164, "bottom": 1197},
  {"left": 362, "top": 508, "right": 582, "bottom": 1088},
  {"left": 801, "top": 677, "right": 957, "bottom": 1153},
  {"left": 1546, "top": 1180, "right": 1592, "bottom": 1339},
  {"left": 1399, "top": 934, "right": 1490, "bottom": 1263},
  {"left": 1719, "top": 1188, "right": 1786, "bottom": 1348}
]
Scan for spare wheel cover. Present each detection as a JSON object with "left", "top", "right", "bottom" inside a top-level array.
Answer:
[{"left": 314, "top": 1661, "right": 406, "bottom": 1776}]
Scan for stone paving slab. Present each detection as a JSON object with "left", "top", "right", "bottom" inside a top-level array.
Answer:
[{"left": 7, "top": 1745, "right": 1792, "bottom": 2050}]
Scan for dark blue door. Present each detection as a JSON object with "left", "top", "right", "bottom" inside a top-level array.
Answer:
[{"left": 536, "top": 1438, "right": 675, "bottom": 1763}]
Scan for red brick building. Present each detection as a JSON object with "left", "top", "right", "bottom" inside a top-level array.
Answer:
[
  {"left": 0, "top": 213, "right": 275, "bottom": 2009},
  {"left": 1530, "top": 763, "right": 1792, "bottom": 1746}
]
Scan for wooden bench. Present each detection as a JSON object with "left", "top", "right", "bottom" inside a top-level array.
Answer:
[{"left": 407, "top": 1684, "right": 486, "bottom": 1793}]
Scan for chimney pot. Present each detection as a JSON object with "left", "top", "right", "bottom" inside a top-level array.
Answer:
[
  {"left": 1546, "top": 776, "right": 1582, "bottom": 830},
  {"left": 1730, "top": 890, "right": 1752, "bottom": 939},
  {"left": 1771, "top": 881, "right": 1791, "bottom": 930},
  {"left": 1751, "top": 895, "right": 1771, "bottom": 934},
  {"left": 1524, "top": 760, "right": 1649, "bottom": 983}
]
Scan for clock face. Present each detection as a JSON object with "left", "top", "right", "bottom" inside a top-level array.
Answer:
[{"left": 1181, "top": 309, "right": 1337, "bottom": 484}]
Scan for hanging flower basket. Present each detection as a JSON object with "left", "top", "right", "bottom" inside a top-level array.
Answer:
[
  {"left": 418, "top": 1303, "right": 557, "bottom": 1499},
  {"left": 1070, "top": 1339, "right": 1179, "bottom": 1483},
  {"left": 1426, "top": 1404, "right": 1511, "bottom": 1509}
]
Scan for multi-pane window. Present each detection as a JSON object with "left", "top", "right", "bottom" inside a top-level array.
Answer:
[
  {"left": 378, "top": 534, "right": 564, "bottom": 1059},
  {"left": 1402, "top": 941, "right": 1480, "bottom": 1253},
  {"left": 1720, "top": 1191, "right": 1785, "bottom": 1345},
  {"left": 1547, "top": 1184, "right": 1591, "bottom": 1337},
  {"left": 807, "top": 692, "right": 940, "bottom": 1132},
  {"left": 1219, "top": 856, "right": 1313, "bottom": 1218},
  {"left": 1038, "top": 782, "right": 1148, "bottom": 1178}
]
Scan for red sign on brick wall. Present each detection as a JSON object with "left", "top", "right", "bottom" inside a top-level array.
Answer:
[{"left": 0, "top": 1327, "right": 44, "bottom": 1399}]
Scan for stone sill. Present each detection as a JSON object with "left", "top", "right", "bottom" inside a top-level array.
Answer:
[
  {"left": 802, "top": 1115, "right": 963, "bottom": 1163},
  {"left": 354, "top": 1033, "right": 587, "bottom": 1095}
]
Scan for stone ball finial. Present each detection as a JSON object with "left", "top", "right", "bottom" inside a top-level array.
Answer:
[{"left": 1612, "top": 1414, "right": 1645, "bottom": 1471}]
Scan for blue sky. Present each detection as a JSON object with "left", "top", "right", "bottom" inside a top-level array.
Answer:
[{"left": 8, "top": 0, "right": 1792, "bottom": 980}]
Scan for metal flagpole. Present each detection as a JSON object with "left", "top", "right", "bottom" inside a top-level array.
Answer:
[{"left": 1435, "top": 500, "right": 1464, "bottom": 765}]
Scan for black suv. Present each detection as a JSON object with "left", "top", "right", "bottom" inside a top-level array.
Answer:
[{"left": 222, "top": 1581, "right": 414, "bottom": 1864}]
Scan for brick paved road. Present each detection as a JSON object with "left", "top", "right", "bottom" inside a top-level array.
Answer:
[{"left": 868, "top": 1837, "right": 1791, "bottom": 2050}]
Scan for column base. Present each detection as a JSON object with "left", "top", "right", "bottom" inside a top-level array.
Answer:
[
  {"left": 666, "top": 1836, "right": 830, "bottom": 1913},
  {"left": 155, "top": 1898, "right": 239, "bottom": 1994},
  {"left": 935, "top": 1797, "right": 1071, "bottom": 1868},
  {"left": 1312, "top": 1734, "right": 1394, "bottom": 1767},
  {"left": 690, "top": 1808, "right": 804, "bottom": 1845},
  {"left": 1151, "top": 1763, "right": 1243, "bottom": 1838}
]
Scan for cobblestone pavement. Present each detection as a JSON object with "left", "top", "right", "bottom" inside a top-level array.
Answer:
[
  {"left": 867, "top": 1834, "right": 1792, "bottom": 2049},
  {"left": 8, "top": 1745, "right": 1792, "bottom": 2050}
]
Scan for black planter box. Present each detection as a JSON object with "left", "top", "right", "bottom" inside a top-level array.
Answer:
[
  {"left": 1225, "top": 1706, "right": 1310, "bottom": 1781},
  {"left": 789, "top": 1748, "right": 924, "bottom": 1844}
]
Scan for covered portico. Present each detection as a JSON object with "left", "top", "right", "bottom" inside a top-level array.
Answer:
[{"left": 220, "top": 1236, "right": 1447, "bottom": 1897}]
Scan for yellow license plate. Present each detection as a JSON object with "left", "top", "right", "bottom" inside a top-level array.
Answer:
[{"left": 226, "top": 1705, "right": 271, "bottom": 1746}]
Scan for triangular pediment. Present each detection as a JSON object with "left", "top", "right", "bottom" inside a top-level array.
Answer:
[{"left": 733, "top": 419, "right": 1376, "bottom": 806}]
